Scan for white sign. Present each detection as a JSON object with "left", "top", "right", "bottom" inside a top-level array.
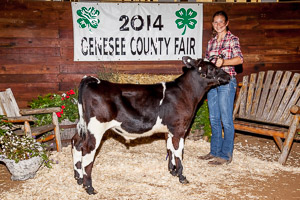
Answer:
[{"left": 72, "top": 3, "right": 203, "bottom": 61}]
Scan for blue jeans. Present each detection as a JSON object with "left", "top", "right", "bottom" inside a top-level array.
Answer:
[{"left": 207, "top": 77, "right": 237, "bottom": 161}]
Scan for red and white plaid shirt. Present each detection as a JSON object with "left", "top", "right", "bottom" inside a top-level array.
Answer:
[{"left": 205, "top": 31, "right": 243, "bottom": 76}]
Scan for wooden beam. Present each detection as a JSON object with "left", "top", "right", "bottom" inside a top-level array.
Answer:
[
  {"left": 234, "top": 122, "right": 285, "bottom": 138},
  {"left": 31, "top": 124, "right": 56, "bottom": 136},
  {"left": 20, "top": 107, "right": 61, "bottom": 115},
  {"left": 4, "top": 115, "right": 36, "bottom": 122},
  {"left": 37, "top": 134, "right": 55, "bottom": 143},
  {"left": 273, "top": 136, "right": 283, "bottom": 151}
]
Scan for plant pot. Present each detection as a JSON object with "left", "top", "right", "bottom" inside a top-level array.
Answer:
[
  {"left": 187, "top": 127, "right": 205, "bottom": 141},
  {"left": 59, "top": 119, "right": 78, "bottom": 140},
  {"left": 0, "top": 155, "right": 42, "bottom": 181}
]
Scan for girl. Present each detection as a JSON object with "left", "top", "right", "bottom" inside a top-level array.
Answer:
[{"left": 199, "top": 11, "right": 243, "bottom": 165}]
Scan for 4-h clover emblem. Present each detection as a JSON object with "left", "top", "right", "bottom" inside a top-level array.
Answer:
[
  {"left": 76, "top": 7, "right": 100, "bottom": 32},
  {"left": 175, "top": 8, "right": 198, "bottom": 35}
]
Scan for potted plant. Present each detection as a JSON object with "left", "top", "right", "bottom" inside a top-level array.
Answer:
[
  {"left": 0, "top": 116, "right": 53, "bottom": 181},
  {"left": 29, "top": 89, "right": 79, "bottom": 126},
  {"left": 29, "top": 89, "right": 79, "bottom": 140},
  {"left": 190, "top": 99, "right": 212, "bottom": 141}
]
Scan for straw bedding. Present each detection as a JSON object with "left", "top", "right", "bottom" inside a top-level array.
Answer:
[{"left": 1, "top": 134, "right": 300, "bottom": 200}]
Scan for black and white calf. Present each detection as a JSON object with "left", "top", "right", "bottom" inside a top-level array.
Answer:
[{"left": 72, "top": 56, "right": 231, "bottom": 194}]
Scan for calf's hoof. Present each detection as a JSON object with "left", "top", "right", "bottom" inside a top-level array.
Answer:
[
  {"left": 179, "top": 176, "right": 189, "bottom": 184},
  {"left": 84, "top": 185, "right": 98, "bottom": 195},
  {"left": 74, "top": 171, "right": 83, "bottom": 185},
  {"left": 76, "top": 178, "right": 83, "bottom": 185},
  {"left": 170, "top": 169, "right": 178, "bottom": 177}
]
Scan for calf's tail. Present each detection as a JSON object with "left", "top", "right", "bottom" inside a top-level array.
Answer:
[
  {"left": 77, "top": 77, "right": 87, "bottom": 138},
  {"left": 77, "top": 76, "right": 101, "bottom": 138}
]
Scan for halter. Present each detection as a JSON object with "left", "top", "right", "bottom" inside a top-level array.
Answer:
[
  {"left": 208, "top": 54, "right": 225, "bottom": 84},
  {"left": 208, "top": 54, "right": 224, "bottom": 63}
]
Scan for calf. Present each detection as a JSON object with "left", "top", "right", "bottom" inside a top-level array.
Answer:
[{"left": 72, "top": 56, "right": 231, "bottom": 194}]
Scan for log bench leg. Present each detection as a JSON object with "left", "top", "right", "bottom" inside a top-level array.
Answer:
[
  {"left": 24, "top": 121, "right": 32, "bottom": 137},
  {"left": 278, "top": 115, "right": 299, "bottom": 164},
  {"left": 273, "top": 136, "right": 283, "bottom": 151},
  {"left": 52, "top": 112, "right": 62, "bottom": 152}
]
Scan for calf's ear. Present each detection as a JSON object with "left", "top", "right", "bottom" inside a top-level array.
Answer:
[{"left": 182, "top": 56, "right": 196, "bottom": 68}]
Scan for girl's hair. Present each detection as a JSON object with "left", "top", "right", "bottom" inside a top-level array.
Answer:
[{"left": 212, "top": 11, "right": 229, "bottom": 38}]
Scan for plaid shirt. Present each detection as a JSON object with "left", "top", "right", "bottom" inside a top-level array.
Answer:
[{"left": 205, "top": 31, "right": 243, "bottom": 76}]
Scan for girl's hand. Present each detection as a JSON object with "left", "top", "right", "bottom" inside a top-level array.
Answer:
[{"left": 216, "top": 58, "right": 224, "bottom": 67}]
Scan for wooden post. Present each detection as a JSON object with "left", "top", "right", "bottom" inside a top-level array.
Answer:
[
  {"left": 290, "top": 105, "right": 300, "bottom": 114},
  {"left": 273, "top": 136, "right": 283, "bottom": 151},
  {"left": 278, "top": 115, "right": 299, "bottom": 164},
  {"left": 24, "top": 121, "right": 32, "bottom": 137},
  {"left": 52, "top": 112, "right": 62, "bottom": 152}
]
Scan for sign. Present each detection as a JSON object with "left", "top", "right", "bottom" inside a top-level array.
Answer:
[{"left": 71, "top": 3, "right": 203, "bottom": 61}]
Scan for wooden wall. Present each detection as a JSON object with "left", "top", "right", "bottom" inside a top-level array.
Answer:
[{"left": 0, "top": 1, "right": 299, "bottom": 108}]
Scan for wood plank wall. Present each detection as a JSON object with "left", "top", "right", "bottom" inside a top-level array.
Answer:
[{"left": 0, "top": 1, "right": 299, "bottom": 108}]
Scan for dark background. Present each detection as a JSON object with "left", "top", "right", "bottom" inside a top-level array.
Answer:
[{"left": 0, "top": 1, "right": 299, "bottom": 108}]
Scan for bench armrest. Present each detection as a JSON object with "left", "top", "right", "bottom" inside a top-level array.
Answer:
[
  {"left": 19, "top": 107, "right": 61, "bottom": 115},
  {"left": 3, "top": 116, "right": 36, "bottom": 123},
  {"left": 290, "top": 105, "right": 300, "bottom": 114}
]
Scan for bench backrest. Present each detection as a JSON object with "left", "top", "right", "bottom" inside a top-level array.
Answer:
[
  {"left": 0, "top": 88, "right": 21, "bottom": 117},
  {"left": 233, "top": 70, "right": 300, "bottom": 127}
]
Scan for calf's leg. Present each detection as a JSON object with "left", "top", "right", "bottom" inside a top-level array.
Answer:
[
  {"left": 72, "top": 132, "right": 84, "bottom": 185},
  {"left": 167, "top": 149, "right": 177, "bottom": 176},
  {"left": 166, "top": 134, "right": 189, "bottom": 184},
  {"left": 165, "top": 133, "right": 176, "bottom": 175},
  {"left": 81, "top": 117, "right": 106, "bottom": 195}
]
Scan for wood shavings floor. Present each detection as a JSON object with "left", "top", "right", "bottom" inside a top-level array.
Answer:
[{"left": 1, "top": 133, "right": 299, "bottom": 200}]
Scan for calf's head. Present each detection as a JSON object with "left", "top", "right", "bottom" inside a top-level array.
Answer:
[{"left": 182, "top": 56, "right": 231, "bottom": 85}]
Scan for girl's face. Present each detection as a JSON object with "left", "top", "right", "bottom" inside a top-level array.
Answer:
[{"left": 212, "top": 15, "right": 228, "bottom": 34}]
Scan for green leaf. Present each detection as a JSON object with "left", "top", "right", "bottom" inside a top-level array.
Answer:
[
  {"left": 90, "top": 19, "right": 100, "bottom": 29},
  {"left": 175, "top": 8, "right": 187, "bottom": 18},
  {"left": 187, "top": 19, "right": 197, "bottom": 29},
  {"left": 190, "top": 100, "right": 211, "bottom": 141},
  {"left": 175, "top": 19, "right": 185, "bottom": 29},
  {"left": 186, "top": 8, "right": 197, "bottom": 18},
  {"left": 77, "top": 18, "right": 87, "bottom": 28},
  {"left": 76, "top": 8, "right": 84, "bottom": 18}
]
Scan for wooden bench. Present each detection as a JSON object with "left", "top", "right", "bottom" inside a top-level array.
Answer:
[
  {"left": 233, "top": 70, "right": 300, "bottom": 164},
  {"left": 0, "top": 88, "right": 62, "bottom": 152}
]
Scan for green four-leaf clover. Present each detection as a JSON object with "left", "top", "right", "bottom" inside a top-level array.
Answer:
[
  {"left": 175, "top": 8, "right": 198, "bottom": 35},
  {"left": 77, "top": 7, "right": 100, "bottom": 32}
]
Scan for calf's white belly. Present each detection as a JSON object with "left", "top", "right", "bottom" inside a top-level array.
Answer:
[{"left": 110, "top": 116, "right": 169, "bottom": 141}]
